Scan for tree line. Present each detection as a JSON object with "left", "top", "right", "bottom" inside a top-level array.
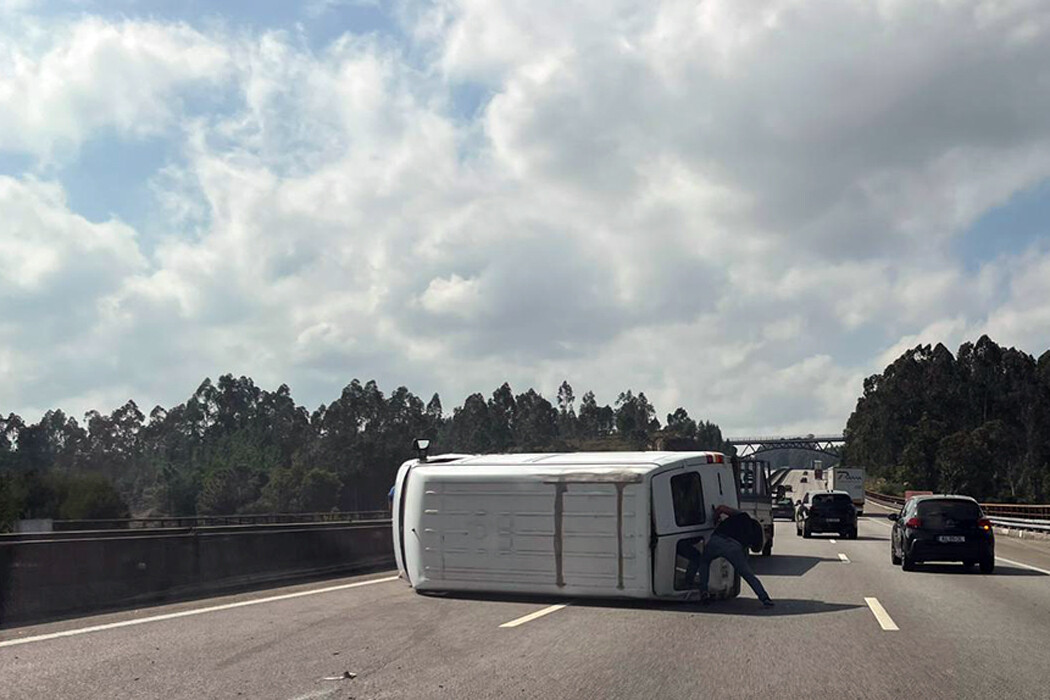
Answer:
[
  {"left": 844, "top": 335, "right": 1050, "bottom": 502},
  {"left": 0, "top": 378, "right": 731, "bottom": 529}
]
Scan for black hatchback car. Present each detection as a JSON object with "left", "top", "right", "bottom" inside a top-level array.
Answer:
[
  {"left": 889, "top": 495, "right": 994, "bottom": 573},
  {"left": 796, "top": 490, "right": 858, "bottom": 539}
]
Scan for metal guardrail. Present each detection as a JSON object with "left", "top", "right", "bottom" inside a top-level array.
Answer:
[
  {"left": 39, "top": 510, "right": 392, "bottom": 532},
  {"left": 865, "top": 491, "right": 1050, "bottom": 533},
  {"left": 987, "top": 516, "right": 1050, "bottom": 532},
  {"left": 2, "top": 518, "right": 393, "bottom": 543}
]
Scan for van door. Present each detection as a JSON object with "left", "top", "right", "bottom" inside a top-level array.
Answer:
[{"left": 650, "top": 464, "right": 736, "bottom": 597}]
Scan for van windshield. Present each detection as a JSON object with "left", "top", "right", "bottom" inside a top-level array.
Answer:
[{"left": 670, "top": 472, "right": 706, "bottom": 526}]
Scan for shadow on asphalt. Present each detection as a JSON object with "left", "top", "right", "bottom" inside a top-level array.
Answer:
[
  {"left": 432, "top": 591, "right": 862, "bottom": 616},
  {"left": 666, "top": 598, "right": 865, "bottom": 617},
  {"left": 909, "top": 563, "right": 1047, "bottom": 577},
  {"left": 791, "top": 534, "right": 888, "bottom": 542},
  {"left": 751, "top": 554, "right": 833, "bottom": 577}
]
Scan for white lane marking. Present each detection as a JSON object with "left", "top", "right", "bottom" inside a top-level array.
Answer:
[
  {"left": 838, "top": 553, "right": 850, "bottom": 563},
  {"left": 0, "top": 575, "right": 400, "bottom": 649},
  {"left": 499, "top": 604, "right": 569, "bottom": 628},
  {"left": 995, "top": 556, "right": 1050, "bottom": 576},
  {"left": 864, "top": 597, "right": 899, "bottom": 631},
  {"left": 829, "top": 539, "right": 837, "bottom": 544}
]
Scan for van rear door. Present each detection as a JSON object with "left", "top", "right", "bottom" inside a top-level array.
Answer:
[{"left": 650, "top": 463, "right": 737, "bottom": 597}]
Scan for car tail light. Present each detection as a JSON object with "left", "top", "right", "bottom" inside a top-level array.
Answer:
[
  {"left": 905, "top": 517, "right": 922, "bottom": 529},
  {"left": 978, "top": 518, "right": 992, "bottom": 531}
]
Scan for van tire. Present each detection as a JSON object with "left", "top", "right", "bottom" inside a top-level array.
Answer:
[
  {"left": 891, "top": 545, "right": 901, "bottom": 565},
  {"left": 902, "top": 551, "right": 916, "bottom": 571},
  {"left": 762, "top": 540, "right": 772, "bottom": 557},
  {"left": 802, "top": 525, "right": 812, "bottom": 539},
  {"left": 979, "top": 557, "right": 995, "bottom": 574}
]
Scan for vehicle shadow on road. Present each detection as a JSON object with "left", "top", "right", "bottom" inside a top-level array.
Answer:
[
  {"left": 751, "top": 554, "right": 833, "bottom": 576},
  {"left": 433, "top": 591, "right": 861, "bottom": 617},
  {"left": 573, "top": 597, "right": 863, "bottom": 617},
  {"left": 909, "top": 563, "right": 1047, "bottom": 577},
  {"left": 677, "top": 598, "right": 864, "bottom": 617}
]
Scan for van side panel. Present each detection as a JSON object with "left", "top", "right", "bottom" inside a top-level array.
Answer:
[{"left": 407, "top": 474, "right": 651, "bottom": 598}]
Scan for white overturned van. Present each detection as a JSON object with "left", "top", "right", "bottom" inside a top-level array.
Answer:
[{"left": 392, "top": 451, "right": 742, "bottom": 600}]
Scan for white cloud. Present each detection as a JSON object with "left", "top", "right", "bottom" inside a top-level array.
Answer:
[
  {"left": 0, "top": 17, "right": 230, "bottom": 161},
  {"left": 2, "top": 2, "right": 1050, "bottom": 435}
]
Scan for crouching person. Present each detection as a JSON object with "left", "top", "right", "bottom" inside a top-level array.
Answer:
[{"left": 685, "top": 504, "right": 774, "bottom": 608}]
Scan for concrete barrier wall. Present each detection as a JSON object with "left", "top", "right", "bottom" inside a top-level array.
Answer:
[{"left": 0, "top": 522, "right": 394, "bottom": 627}]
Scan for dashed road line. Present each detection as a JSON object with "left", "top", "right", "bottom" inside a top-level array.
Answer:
[
  {"left": 500, "top": 604, "right": 569, "bottom": 628},
  {"left": 864, "top": 597, "right": 899, "bottom": 631},
  {"left": 838, "top": 553, "right": 850, "bottom": 563},
  {"left": 829, "top": 539, "right": 837, "bottom": 544},
  {"left": 0, "top": 575, "right": 400, "bottom": 649}
]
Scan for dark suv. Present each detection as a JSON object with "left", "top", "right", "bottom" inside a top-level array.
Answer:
[
  {"left": 889, "top": 495, "right": 994, "bottom": 573},
  {"left": 796, "top": 490, "right": 858, "bottom": 539}
]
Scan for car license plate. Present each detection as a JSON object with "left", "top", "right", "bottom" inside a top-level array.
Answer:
[
  {"left": 938, "top": 535, "right": 965, "bottom": 543},
  {"left": 825, "top": 518, "right": 839, "bottom": 522}
]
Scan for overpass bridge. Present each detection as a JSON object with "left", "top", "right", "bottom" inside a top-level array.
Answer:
[
  {"left": 3, "top": 508, "right": 1050, "bottom": 698},
  {"left": 727, "top": 433, "right": 846, "bottom": 458}
]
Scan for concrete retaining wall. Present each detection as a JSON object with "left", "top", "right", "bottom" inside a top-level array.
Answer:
[{"left": 0, "top": 522, "right": 394, "bottom": 627}]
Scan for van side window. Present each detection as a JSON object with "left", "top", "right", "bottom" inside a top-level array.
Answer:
[{"left": 670, "top": 472, "right": 706, "bottom": 527}]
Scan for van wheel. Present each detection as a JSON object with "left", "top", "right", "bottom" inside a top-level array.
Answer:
[
  {"left": 891, "top": 544, "right": 901, "bottom": 565},
  {"left": 902, "top": 551, "right": 916, "bottom": 571},
  {"left": 802, "top": 525, "right": 812, "bottom": 539},
  {"left": 762, "top": 540, "right": 772, "bottom": 557},
  {"left": 848, "top": 528, "right": 858, "bottom": 540},
  {"left": 979, "top": 557, "right": 995, "bottom": 574}
]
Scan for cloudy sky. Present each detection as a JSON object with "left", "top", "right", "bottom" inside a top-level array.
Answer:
[{"left": 2, "top": 0, "right": 1050, "bottom": 434}]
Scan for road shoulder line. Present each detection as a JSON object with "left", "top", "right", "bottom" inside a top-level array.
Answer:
[{"left": 0, "top": 575, "right": 400, "bottom": 649}]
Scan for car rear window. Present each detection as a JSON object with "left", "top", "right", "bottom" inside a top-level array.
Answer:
[
  {"left": 917, "top": 499, "right": 981, "bottom": 520},
  {"left": 813, "top": 493, "right": 852, "bottom": 506}
]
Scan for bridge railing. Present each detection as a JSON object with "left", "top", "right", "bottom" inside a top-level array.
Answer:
[{"left": 727, "top": 434, "right": 845, "bottom": 444}]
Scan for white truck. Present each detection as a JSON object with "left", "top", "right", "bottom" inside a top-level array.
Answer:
[
  {"left": 826, "top": 467, "right": 866, "bottom": 514},
  {"left": 392, "top": 450, "right": 743, "bottom": 601},
  {"left": 734, "top": 458, "right": 773, "bottom": 556}
]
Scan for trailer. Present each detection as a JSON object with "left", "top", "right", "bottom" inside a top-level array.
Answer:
[
  {"left": 393, "top": 451, "right": 742, "bottom": 600},
  {"left": 734, "top": 458, "right": 774, "bottom": 556},
  {"left": 827, "top": 467, "right": 866, "bottom": 514}
]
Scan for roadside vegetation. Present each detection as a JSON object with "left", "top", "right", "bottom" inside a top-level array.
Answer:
[
  {"left": 844, "top": 336, "right": 1050, "bottom": 503},
  {"left": 0, "top": 379, "right": 730, "bottom": 529}
]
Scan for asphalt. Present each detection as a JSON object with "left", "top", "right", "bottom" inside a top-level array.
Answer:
[{"left": 2, "top": 513, "right": 1050, "bottom": 700}]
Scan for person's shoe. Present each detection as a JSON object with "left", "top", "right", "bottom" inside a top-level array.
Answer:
[{"left": 761, "top": 598, "right": 775, "bottom": 608}]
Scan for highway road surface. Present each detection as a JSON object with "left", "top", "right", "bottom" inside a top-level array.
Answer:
[{"left": 3, "top": 511, "right": 1050, "bottom": 700}]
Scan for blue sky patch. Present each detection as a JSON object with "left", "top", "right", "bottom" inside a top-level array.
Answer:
[{"left": 956, "top": 178, "right": 1050, "bottom": 271}]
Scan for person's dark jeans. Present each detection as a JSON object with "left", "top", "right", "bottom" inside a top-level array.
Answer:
[{"left": 693, "top": 534, "right": 771, "bottom": 602}]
